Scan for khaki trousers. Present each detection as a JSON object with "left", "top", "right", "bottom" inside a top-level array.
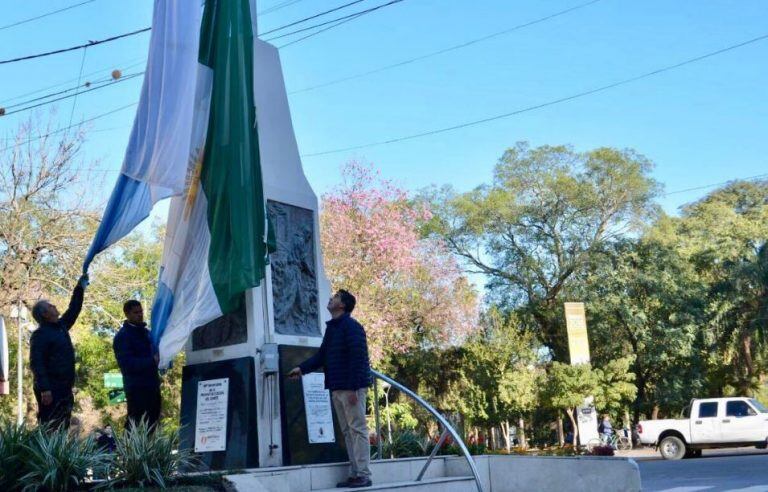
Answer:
[{"left": 332, "top": 388, "right": 371, "bottom": 479}]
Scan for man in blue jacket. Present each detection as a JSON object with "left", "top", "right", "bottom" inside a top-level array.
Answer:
[
  {"left": 289, "top": 290, "right": 372, "bottom": 488},
  {"left": 113, "top": 300, "right": 161, "bottom": 430},
  {"left": 30, "top": 274, "right": 89, "bottom": 430}
]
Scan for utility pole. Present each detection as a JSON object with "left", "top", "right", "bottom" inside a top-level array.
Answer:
[{"left": 15, "top": 299, "right": 25, "bottom": 426}]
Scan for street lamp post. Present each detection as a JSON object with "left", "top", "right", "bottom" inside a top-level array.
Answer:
[{"left": 11, "top": 301, "right": 28, "bottom": 426}]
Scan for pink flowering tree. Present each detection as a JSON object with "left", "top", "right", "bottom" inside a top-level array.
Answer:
[{"left": 320, "top": 162, "right": 478, "bottom": 363}]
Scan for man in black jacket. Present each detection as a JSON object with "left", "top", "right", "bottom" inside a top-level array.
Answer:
[
  {"left": 289, "top": 290, "right": 372, "bottom": 488},
  {"left": 113, "top": 300, "right": 161, "bottom": 430},
  {"left": 30, "top": 274, "right": 89, "bottom": 430}
]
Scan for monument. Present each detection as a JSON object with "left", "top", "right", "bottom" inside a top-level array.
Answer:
[{"left": 177, "top": 4, "right": 347, "bottom": 470}]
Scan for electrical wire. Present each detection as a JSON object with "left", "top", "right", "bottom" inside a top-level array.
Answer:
[
  {"left": 2, "top": 73, "right": 143, "bottom": 117},
  {"left": 0, "top": 102, "right": 137, "bottom": 152},
  {"left": 301, "top": 33, "right": 768, "bottom": 157},
  {"left": 258, "top": 0, "right": 309, "bottom": 16},
  {"left": 0, "top": 0, "right": 98, "bottom": 32},
  {"left": 0, "top": 59, "right": 146, "bottom": 105},
  {"left": 277, "top": 11, "right": 368, "bottom": 48},
  {"left": 260, "top": 0, "right": 367, "bottom": 36},
  {"left": 263, "top": 0, "right": 405, "bottom": 42},
  {"left": 289, "top": 0, "right": 604, "bottom": 94},
  {"left": 0, "top": 27, "right": 151, "bottom": 65}
]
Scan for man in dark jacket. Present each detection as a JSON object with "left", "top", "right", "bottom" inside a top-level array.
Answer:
[
  {"left": 289, "top": 290, "right": 372, "bottom": 488},
  {"left": 113, "top": 300, "right": 161, "bottom": 430},
  {"left": 29, "top": 274, "right": 89, "bottom": 430}
]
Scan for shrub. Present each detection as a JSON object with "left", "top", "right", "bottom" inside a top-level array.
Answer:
[
  {"left": 107, "top": 420, "right": 201, "bottom": 489},
  {"left": 587, "top": 444, "right": 615, "bottom": 456},
  {"left": 19, "top": 425, "right": 107, "bottom": 492},
  {"left": 0, "top": 421, "right": 35, "bottom": 491}
]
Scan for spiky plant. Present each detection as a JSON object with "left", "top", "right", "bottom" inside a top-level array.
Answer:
[
  {"left": 107, "top": 420, "right": 201, "bottom": 489},
  {"left": 0, "top": 420, "right": 35, "bottom": 492},
  {"left": 19, "top": 425, "right": 107, "bottom": 492}
]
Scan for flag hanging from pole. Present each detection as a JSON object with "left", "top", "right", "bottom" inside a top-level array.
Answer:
[
  {"left": 151, "top": 0, "right": 270, "bottom": 368},
  {"left": 83, "top": 1, "right": 202, "bottom": 271},
  {"left": 84, "top": 0, "right": 271, "bottom": 368}
]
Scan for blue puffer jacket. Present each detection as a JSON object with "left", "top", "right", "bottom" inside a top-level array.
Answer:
[
  {"left": 299, "top": 313, "right": 371, "bottom": 391},
  {"left": 113, "top": 321, "right": 159, "bottom": 390}
]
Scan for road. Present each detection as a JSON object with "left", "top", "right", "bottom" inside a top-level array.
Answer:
[{"left": 638, "top": 448, "right": 768, "bottom": 491}]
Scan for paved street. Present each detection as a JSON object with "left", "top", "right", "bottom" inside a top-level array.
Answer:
[{"left": 638, "top": 448, "right": 768, "bottom": 491}]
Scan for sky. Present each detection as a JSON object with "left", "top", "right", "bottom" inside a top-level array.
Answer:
[{"left": 1, "top": 0, "right": 767, "bottom": 225}]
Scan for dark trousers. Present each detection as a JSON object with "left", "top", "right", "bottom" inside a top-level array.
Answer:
[
  {"left": 34, "top": 389, "right": 74, "bottom": 431},
  {"left": 125, "top": 385, "right": 161, "bottom": 430}
]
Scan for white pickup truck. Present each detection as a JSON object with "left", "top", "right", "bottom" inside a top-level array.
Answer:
[{"left": 637, "top": 397, "right": 768, "bottom": 459}]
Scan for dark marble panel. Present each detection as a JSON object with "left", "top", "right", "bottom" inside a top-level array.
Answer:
[
  {"left": 191, "top": 295, "right": 247, "bottom": 351},
  {"left": 267, "top": 201, "right": 321, "bottom": 337},
  {"left": 278, "top": 345, "right": 347, "bottom": 466},
  {"left": 179, "top": 357, "right": 258, "bottom": 470}
]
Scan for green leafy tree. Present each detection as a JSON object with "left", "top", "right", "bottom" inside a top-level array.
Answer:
[
  {"left": 425, "top": 142, "right": 659, "bottom": 360},
  {"left": 543, "top": 362, "right": 599, "bottom": 445},
  {"left": 579, "top": 238, "right": 705, "bottom": 420}
]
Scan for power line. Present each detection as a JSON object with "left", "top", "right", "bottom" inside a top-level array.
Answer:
[
  {"left": 302, "top": 33, "right": 768, "bottom": 157},
  {"left": 258, "top": 0, "right": 310, "bottom": 16},
  {"left": 0, "top": 102, "right": 137, "bottom": 153},
  {"left": 664, "top": 173, "right": 768, "bottom": 196},
  {"left": 0, "top": 58, "right": 146, "bottom": 105},
  {"left": 260, "top": 0, "right": 367, "bottom": 36},
  {"left": 0, "top": 27, "right": 151, "bottom": 66},
  {"left": 290, "top": 0, "right": 604, "bottom": 94},
  {"left": 278, "top": 11, "right": 369, "bottom": 48},
  {"left": 2, "top": 73, "right": 143, "bottom": 117},
  {"left": 264, "top": 0, "right": 405, "bottom": 42},
  {"left": 0, "top": 0, "right": 97, "bottom": 32}
]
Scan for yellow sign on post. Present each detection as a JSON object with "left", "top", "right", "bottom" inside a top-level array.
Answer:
[{"left": 564, "top": 302, "right": 590, "bottom": 365}]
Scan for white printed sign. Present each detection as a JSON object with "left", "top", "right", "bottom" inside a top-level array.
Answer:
[
  {"left": 302, "top": 373, "right": 335, "bottom": 444},
  {"left": 195, "top": 378, "right": 229, "bottom": 452}
]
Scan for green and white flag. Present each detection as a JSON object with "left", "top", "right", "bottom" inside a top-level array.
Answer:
[{"left": 151, "top": 0, "right": 270, "bottom": 367}]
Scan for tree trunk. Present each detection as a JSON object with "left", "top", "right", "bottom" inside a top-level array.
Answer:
[
  {"left": 500, "top": 421, "right": 510, "bottom": 452},
  {"left": 557, "top": 416, "right": 564, "bottom": 447},
  {"left": 566, "top": 408, "right": 578, "bottom": 447},
  {"left": 652, "top": 405, "right": 660, "bottom": 420},
  {"left": 741, "top": 332, "right": 755, "bottom": 393},
  {"left": 518, "top": 417, "right": 527, "bottom": 449}
]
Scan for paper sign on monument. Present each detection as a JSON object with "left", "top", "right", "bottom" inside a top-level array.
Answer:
[
  {"left": 195, "top": 378, "right": 229, "bottom": 452},
  {"left": 302, "top": 372, "right": 335, "bottom": 444}
]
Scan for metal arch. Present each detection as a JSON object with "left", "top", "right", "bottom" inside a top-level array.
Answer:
[{"left": 371, "top": 369, "right": 484, "bottom": 492}]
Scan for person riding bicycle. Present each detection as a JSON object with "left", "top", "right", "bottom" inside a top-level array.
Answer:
[{"left": 597, "top": 414, "right": 613, "bottom": 444}]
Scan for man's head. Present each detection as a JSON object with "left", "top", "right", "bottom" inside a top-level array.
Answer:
[
  {"left": 32, "top": 300, "right": 59, "bottom": 324},
  {"left": 327, "top": 289, "right": 356, "bottom": 316},
  {"left": 123, "top": 300, "right": 144, "bottom": 325}
]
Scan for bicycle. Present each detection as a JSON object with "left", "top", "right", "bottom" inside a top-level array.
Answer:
[{"left": 586, "top": 433, "right": 632, "bottom": 452}]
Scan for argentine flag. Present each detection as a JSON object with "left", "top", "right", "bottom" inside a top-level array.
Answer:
[{"left": 85, "top": 0, "right": 270, "bottom": 368}]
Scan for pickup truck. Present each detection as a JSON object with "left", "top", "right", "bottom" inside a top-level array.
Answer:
[{"left": 637, "top": 397, "right": 768, "bottom": 459}]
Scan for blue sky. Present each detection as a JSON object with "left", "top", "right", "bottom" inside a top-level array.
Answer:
[{"left": 1, "top": 0, "right": 766, "bottom": 220}]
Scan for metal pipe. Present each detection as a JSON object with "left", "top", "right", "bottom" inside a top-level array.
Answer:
[
  {"left": 16, "top": 299, "right": 23, "bottom": 426},
  {"left": 416, "top": 428, "right": 449, "bottom": 482},
  {"left": 371, "top": 370, "right": 484, "bottom": 492},
  {"left": 372, "top": 377, "right": 383, "bottom": 460}
]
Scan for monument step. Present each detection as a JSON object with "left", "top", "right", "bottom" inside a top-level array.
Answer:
[{"left": 307, "top": 476, "right": 477, "bottom": 492}]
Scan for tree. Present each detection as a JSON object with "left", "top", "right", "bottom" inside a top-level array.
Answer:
[
  {"left": 320, "top": 162, "right": 478, "bottom": 363},
  {"left": 593, "top": 356, "right": 637, "bottom": 420},
  {"left": 425, "top": 142, "right": 659, "bottom": 360},
  {"left": 670, "top": 181, "right": 768, "bottom": 396},
  {"left": 0, "top": 117, "right": 96, "bottom": 422},
  {"left": 579, "top": 238, "right": 705, "bottom": 421},
  {"left": 543, "top": 362, "right": 598, "bottom": 446}
]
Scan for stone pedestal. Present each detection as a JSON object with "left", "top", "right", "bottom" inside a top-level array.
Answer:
[{"left": 178, "top": 27, "right": 344, "bottom": 470}]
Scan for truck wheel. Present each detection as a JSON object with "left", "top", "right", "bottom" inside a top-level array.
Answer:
[{"left": 659, "top": 436, "right": 686, "bottom": 460}]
